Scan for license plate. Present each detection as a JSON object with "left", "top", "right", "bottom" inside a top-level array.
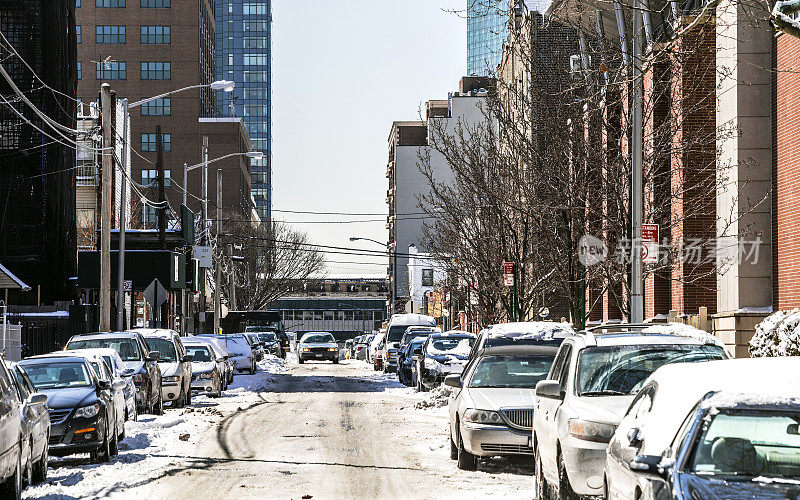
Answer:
[{"left": 315, "top": 354, "right": 323, "bottom": 358}]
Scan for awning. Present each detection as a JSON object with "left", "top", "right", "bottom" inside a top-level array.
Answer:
[{"left": 0, "top": 262, "right": 31, "bottom": 291}]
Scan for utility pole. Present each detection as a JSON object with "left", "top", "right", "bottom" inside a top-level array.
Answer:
[
  {"left": 116, "top": 99, "right": 129, "bottom": 331},
  {"left": 227, "top": 244, "right": 237, "bottom": 311},
  {"left": 630, "top": 0, "right": 644, "bottom": 323},
  {"left": 213, "top": 168, "right": 222, "bottom": 334},
  {"left": 156, "top": 125, "right": 166, "bottom": 249},
  {"left": 199, "top": 136, "right": 209, "bottom": 332},
  {"left": 99, "top": 84, "right": 113, "bottom": 332}
]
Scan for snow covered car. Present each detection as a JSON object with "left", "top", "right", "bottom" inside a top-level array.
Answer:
[
  {"left": 368, "top": 330, "right": 386, "bottom": 365},
  {"left": 605, "top": 357, "right": 800, "bottom": 500},
  {"left": 397, "top": 337, "right": 426, "bottom": 387},
  {"left": 446, "top": 344, "right": 560, "bottom": 470},
  {"left": 183, "top": 341, "right": 223, "bottom": 398},
  {"left": 298, "top": 332, "right": 339, "bottom": 364},
  {"left": 65, "top": 332, "right": 163, "bottom": 415},
  {"left": 383, "top": 314, "right": 436, "bottom": 372},
  {"left": 469, "top": 322, "right": 575, "bottom": 361},
  {"left": 187, "top": 335, "right": 234, "bottom": 386},
  {"left": 243, "top": 333, "right": 265, "bottom": 361},
  {"left": 415, "top": 331, "right": 476, "bottom": 392},
  {"left": 354, "top": 335, "right": 371, "bottom": 361},
  {"left": 135, "top": 329, "right": 194, "bottom": 408},
  {"left": 21, "top": 354, "right": 119, "bottom": 463},
  {"left": 533, "top": 323, "right": 729, "bottom": 500},
  {"left": 7, "top": 361, "right": 49, "bottom": 488},
  {"left": 200, "top": 334, "right": 255, "bottom": 374},
  {"left": 63, "top": 348, "right": 137, "bottom": 421}
]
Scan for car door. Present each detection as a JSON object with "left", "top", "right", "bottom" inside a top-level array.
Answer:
[
  {"left": 536, "top": 342, "right": 572, "bottom": 481},
  {"left": 607, "top": 385, "right": 656, "bottom": 499},
  {"left": 0, "top": 361, "right": 20, "bottom": 478},
  {"left": 16, "top": 367, "right": 47, "bottom": 461},
  {"left": 139, "top": 336, "right": 160, "bottom": 400}
]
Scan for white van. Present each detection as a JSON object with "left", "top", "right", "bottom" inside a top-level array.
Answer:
[{"left": 383, "top": 314, "right": 436, "bottom": 372}]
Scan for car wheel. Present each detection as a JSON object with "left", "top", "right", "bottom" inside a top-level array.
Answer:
[
  {"left": 32, "top": 438, "right": 48, "bottom": 485},
  {"left": 0, "top": 450, "right": 21, "bottom": 499},
  {"left": 110, "top": 426, "right": 119, "bottom": 456},
  {"left": 298, "top": 357, "right": 304, "bottom": 364},
  {"left": 175, "top": 387, "right": 186, "bottom": 409},
  {"left": 456, "top": 426, "right": 478, "bottom": 471},
  {"left": 91, "top": 426, "right": 111, "bottom": 463},
  {"left": 558, "top": 453, "right": 579, "bottom": 500},
  {"left": 534, "top": 446, "right": 553, "bottom": 500},
  {"left": 333, "top": 357, "right": 339, "bottom": 364},
  {"left": 450, "top": 433, "right": 458, "bottom": 460},
  {"left": 186, "top": 385, "right": 192, "bottom": 405},
  {"left": 154, "top": 391, "right": 164, "bottom": 416},
  {"left": 22, "top": 442, "right": 32, "bottom": 488}
]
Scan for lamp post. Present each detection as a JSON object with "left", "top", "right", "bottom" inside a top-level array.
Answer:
[
  {"left": 349, "top": 237, "right": 396, "bottom": 318},
  {"left": 115, "top": 80, "right": 236, "bottom": 332}
]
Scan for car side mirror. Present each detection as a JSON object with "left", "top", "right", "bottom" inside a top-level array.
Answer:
[
  {"left": 216, "top": 358, "right": 224, "bottom": 363},
  {"left": 29, "top": 394, "right": 47, "bottom": 405},
  {"left": 121, "top": 368, "right": 136, "bottom": 377},
  {"left": 627, "top": 426, "right": 643, "bottom": 448},
  {"left": 535, "top": 380, "right": 563, "bottom": 400},
  {"left": 147, "top": 351, "right": 160, "bottom": 361},
  {"left": 444, "top": 374, "right": 461, "bottom": 388},
  {"left": 97, "top": 379, "right": 111, "bottom": 390},
  {"left": 182, "top": 355, "right": 193, "bottom": 363},
  {"left": 629, "top": 454, "right": 672, "bottom": 477}
]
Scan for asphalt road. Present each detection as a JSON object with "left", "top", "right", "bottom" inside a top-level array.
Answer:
[{"left": 136, "top": 358, "right": 433, "bottom": 499}]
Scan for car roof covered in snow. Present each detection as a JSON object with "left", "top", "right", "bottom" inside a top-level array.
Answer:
[
  {"left": 130, "top": 328, "right": 179, "bottom": 339},
  {"left": 387, "top": 314, "right": 436, "bottom": 327},
  {"left": 615, "top": 356, "right": 800, "bottom": 457},
  {"left": 429, "top": 331, "right": 476, "bottom": 339},
  {"left": 484, "top": 322, "right": 575, "bottom": 340},
  {"left": 475, "top": 344, "right": 561, "bottom": 358},
  {"left": 70, "top": 331, "right": 141, "bottom": 340}
]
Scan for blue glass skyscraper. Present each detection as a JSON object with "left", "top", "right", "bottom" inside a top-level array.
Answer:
[
  {"left": 467, "top": 0, "right": 511, "bottom": 76},
  {"left": 216, "top": 0, "right": 272, "bottom": 222}
]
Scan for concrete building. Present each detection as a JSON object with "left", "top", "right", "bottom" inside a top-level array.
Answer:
[
  {"left": 407, "top": 245, "right": 446, "bottom": 314},
  {"left": 387, "top": 77, "right": 491, "bottom": 314}
]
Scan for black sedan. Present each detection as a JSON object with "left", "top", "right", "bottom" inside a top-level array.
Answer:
[
  {"left": 397, "top": 338, "right": 426, "bottom": 387},
  {"left": 21, "top": 354, "right": 118, "bottom": 463},
  {"left": 415, "top": 332, "right": 476, "bottom": 392}
]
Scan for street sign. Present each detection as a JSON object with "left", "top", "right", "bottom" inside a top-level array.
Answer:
[
  {"left": 538, "top": 306, "right": 550, "bottom": 319},
  {"left": 642, "top": 224, "right": 659, "bottom": 264},
  {"left": 143, "top": 279, "right": 168, "bottom": 309},
  {"left": 503, "top": 262, "right": 515, "bottom": 287},
  {"left": 193, "top": 245, "right": 212, "bottom": 268},
  {"left": 123, "top": 280, "right": 133, "bottom": 292}
]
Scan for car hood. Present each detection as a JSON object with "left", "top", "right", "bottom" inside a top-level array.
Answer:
[
  {"left": 122, "top": 360, "right": 145, "bottom": 372},
  {"left": 301, "top": 342, "right": 337, "bottom": 349},
  {"left": 675, "top": 473, "right": 800, "bottom": 499},
  {"left": 41, "top": 387, "right": 96, "bottom": 410},
  {"left": 466, "top": 387, "right": 537, "bottom": 410},
  {"left": 158, "top": 362, "right": 181, "bottom": 377},
  {"left": 192, "top": 362, "right": 216, "bottom": 373},
  {"left": 571, "top": 395, "right": 635, "bottom": 425}
]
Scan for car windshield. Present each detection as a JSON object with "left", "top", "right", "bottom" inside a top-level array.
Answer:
[
  {"left": 576, "top": 345, "right": 727, "bottom": 396},
  {"left": 186, "top": 346, "right": 213, "bottom": 363},
  {"left": 469, "top": 355, "right": 555, "bottom": 389},
  {"left": 428, "top": 337, "right": 474, "bottom": 355},
  {"left": 303, "top": 334, "right": 334, "bottom": 343},
  {"left": 258, "top": 332, "right": 276, "bottom": 342},
  {"left": 387, "top": 325, "right": 410, "bottom": 343},
  {"left": 24, "top": 362, "right": 93, "bottom": 389},
  {"left": 67, "top": 338, "right": 141, "bottom": 361},
  {"left": 146, "top": 338, "right": 177, "bottom": 363},
  {"left": 690, "top": 410, "right": 800, "bottom": 478}
]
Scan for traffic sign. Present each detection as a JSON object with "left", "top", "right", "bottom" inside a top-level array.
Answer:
[
  {"left": 642, "top": 224, "right": 659, "bottom": 264},
  {"left": 503, "top": 262, "right": 515, "bottom": 287},
  {"left": 143, "top": 279, "right": 168, "bottom": 309},
  {"left": 123, "top": 280, "right": 133, "bottom": 292}
]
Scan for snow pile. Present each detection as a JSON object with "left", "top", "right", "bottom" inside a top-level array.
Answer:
[
  {"left": 749, "top": 309, "right": 800, "bottom": 357},
  {"left": 641, "top": 322, "right": 723, "bottom": 346},
  {"left": 485, "top": 321, "right": 574, "bottom": 340},
  {"left": 415, "top": 384, "right": 453, "bottom": 409}
]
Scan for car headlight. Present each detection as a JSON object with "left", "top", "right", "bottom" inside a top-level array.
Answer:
[
  {"left": 328, "top": 347, "right": 337, "bottom": 352},
  {"left": 567, "top": 419, "right": 616, "bottom": 443},
  {"left": 302, "top": 347, "right": 310, "bottom": 352},
  {"left": 74, "top": 403, "right": 101, "bottom": 419},
  {"left": 163, "top": 376, "right": 181, "bottom": 383},
  {"left": 462, "top": 409, "right": 505, "bottom": 426},
  {"left": 198, "top": 372, "right": 214, "bottom": 379}
]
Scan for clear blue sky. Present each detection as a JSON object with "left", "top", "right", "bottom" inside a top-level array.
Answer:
[{"left": 272, "top": 0, "right": 466, "bottom": 277}]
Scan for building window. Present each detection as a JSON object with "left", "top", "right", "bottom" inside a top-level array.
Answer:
[
  {"left": 96, "top": 61, "right": 126, "bottom": 80},
  {"left": 243, "top": 104, "right": 268, "bottom": 116},
  {"left": 77, "top": 62, "right": 81, "bottom": 80},
  {"left": 140, "top": 62, "right": 171, "bottom": 80},
  {"left": 243, "top": 20, "right": 269, "bottom": 31},
  {"left": 243, "top": 54, "right": 268, "bottom": 66},
  {"left": 140, "top": 97, "right": 171, "bottom": 116},
  {"left": 96, "top": 25, "right": 126, "bottom": 44},
  {"left": 76, "top": 26, "right": 81, "bottom": 44},
  {"left": 243, "top": 2, "right": 267, "bottom": 15},
  {"left": 96, "top": 0, "right": 125, "bottom": 6},
  {"left": 243, "top": 37, "right": 268, "bottom": 49},
  {"left": 141, "top": 0, "right": 169, "bottom": 7},
  {"left": 141, "top": 133, "right": 171, "bottom": 152},
  {"left": 76, "top": 143, "right": 97, "bottom": 185},
  {"left": 140, "top": 26, "right": 170, "bottom": 44},
  {"left": 141, "top": 169, "right": 171, "bottom": 187},
  {"left": 243, "top": 70, "right": 267, "bottom": 82},
  {"left": 76, "top": 0, "right": 81, "bottom": 6},
  {"left": 422, "top": 269, "right": 434, "bottom": 287}
]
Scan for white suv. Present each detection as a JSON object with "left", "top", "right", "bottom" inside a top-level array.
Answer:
[{"left": 532, "top": 323, "right": 729, "bottom": 499}]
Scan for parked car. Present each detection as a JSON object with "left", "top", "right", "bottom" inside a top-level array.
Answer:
[
  {"left": 21, "top": 354, "right": 119, "bottom": 463},
  {"left": 186, "top": 335, "right": 234, "bottom": 387},
  {"left": 399, "top": 326, "right": 441, "bottom": 350},
  {"left": 62, "top": 351, "right": 126, "bottom": 444},
  {"left": 532, "top": 323, "right": 729, "bottom": 499},
  {"left": 415, "top": 331, "right": 476, "bottom": 392},
  {"left": 275, "top": 331, "right": 290, "bottom": 359},
  {"left": 370, "top": 331, "right": 386, "bottom": 370},
  {"left": 7, "top": 361, "right": 48, "bottom": 489},
  {"left": 383, "top": 314, "right": 436, "bottom": 372},
  {"left": 0, "top": 355, "right": 25, "bottom": 497},
  {"left": 242, "top": 333, "right": 265, "bottom": 361},
  {"left": 135, "top": 329, "right": 193, "bottom": 408},
  {"left": 397, "top": 337, "right": 426, "bottom": 387},
  {"left": 469, "top": 322, "right": 574, "bottom": 360},
  {"left": 368, "top": 330, "right": 385, "bottom": 365},
  {"left": 183, "top": 341, "right": 223, "bottom": 398},
  {"left": 344, "top": 339, "right": 355, "bottom": 359},
  {"left": 361, "top": 334, "right": 375, "bottom": 361},
  {"left": 255, "top": 331, "right": 282, "bottom": 357},
  {"left": 200, "top": 334, "right": 255, "bottom": 374},
  {"left": 63, "top": 348, "right": 137, "bottom": 422},
  {"left": 65, "top": 332, "right": 163, "bottom": 415},
  {"left": 354, "top": 335, "right": 370, "bottom": 361},
  {"left": 605, "top": 356, "right": 800, "bottom": 500},
  {"left": 298, "top": 332, "right": 339, "bottom": 364}
]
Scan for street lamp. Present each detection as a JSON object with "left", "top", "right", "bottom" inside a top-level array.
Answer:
[
  {"left": 349, "top": 236, "right": 397, "bottom": 318},
  {"left": 182, "top": 151, "right": 264, "bottom": 206},
  {"left": 116, "top": 80, "right": 236, "bottom": 332}
]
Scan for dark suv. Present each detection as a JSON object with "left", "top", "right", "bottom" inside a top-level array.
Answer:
[{"left": 65, "top": 332, "right": 163, "bottom": 415}]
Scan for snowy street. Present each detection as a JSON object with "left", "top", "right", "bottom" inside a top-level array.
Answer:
[{"left": 23, "top": 354, "right": 532, "bottom": 499}]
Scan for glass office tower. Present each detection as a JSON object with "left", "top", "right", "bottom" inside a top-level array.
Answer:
[
  {"left": 216, "top": 0, "right": 272, "bottom": 222},
  {"left": 467, "top": 0, "right": 511, "bottom": 76}
]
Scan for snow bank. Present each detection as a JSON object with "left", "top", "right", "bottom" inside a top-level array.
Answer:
[
  {"left": 750, "top": 309, "right": 800, "bottom": 357},
  {"left": 641, "top": 322, "right": 723, "bottom": 347},
  {"left": 415, "top": 384, "right": 453, "bottom": 409}
]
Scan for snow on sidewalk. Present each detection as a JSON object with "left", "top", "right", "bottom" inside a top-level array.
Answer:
[{"left": 23, "top": 356, "right": 286, "bottom": 499}]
